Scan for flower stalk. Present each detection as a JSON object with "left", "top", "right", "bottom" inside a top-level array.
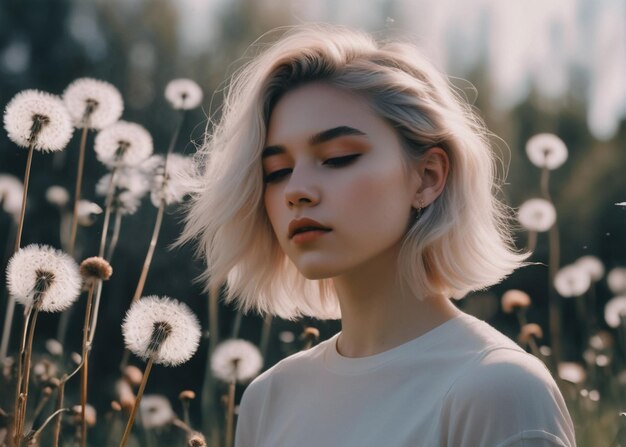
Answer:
[
  {"left": 119, "top": 322, "right": 172, "bottom": 447},
  {"left": 69, "top": 104, "right": 95, "bottom": 256}
]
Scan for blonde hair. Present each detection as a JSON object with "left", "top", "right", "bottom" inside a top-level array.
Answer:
[{"left": 178, "top": 23, "right": 532, "bottom": 321}]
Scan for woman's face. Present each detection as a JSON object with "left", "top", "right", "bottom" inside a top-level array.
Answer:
[{"left": 262, "top": 82, "right": 422, "bottom": 280}]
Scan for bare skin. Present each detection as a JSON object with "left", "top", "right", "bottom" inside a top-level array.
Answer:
[{"left": 262, "top": 82, "right": 463, "bottom": 358}]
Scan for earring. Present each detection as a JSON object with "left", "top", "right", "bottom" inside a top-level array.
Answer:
[{"left": 414, "top": 199, "right": 426, "bottom": 221}]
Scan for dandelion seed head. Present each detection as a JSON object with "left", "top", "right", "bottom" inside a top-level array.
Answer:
[
  {"left": 501, "top": 289, "right": 531, "bottom": 313},
  {"left": 77, "top": 200, "right": 103, "bottom": 226},
  {"left": 6, "top": 244, "right": 81, "bottom": 312},
  {"left": 45, "top": 185, "right": 69, "bottom": 208},
  {"left": 71, "top": 352, "right": 82, "bottom": 365},
  {"left": 96, "top": 168, "right": 150, "bottom": 198},
  {"left": 558, "top": 362, "right": 586, "bottom": 384},
  {"left": 94, "top": 120, "right": 153, "bottom": 168},
  {"left": 211, "top": 339, "right": 263, "bottom": 383},
  {"left": 517, "top": 198, "right": 556, "bottom": 232},
  {"left": 63, "top": 77, "right": 123, "bottom": 129},
  {"left": 122, "top": 296, "right": 201, "bottom": 366},
  {"left": 517, "top": 323, "right": 543, "bottom": 345},
  {"left": 150, "top": 154, "right": 194, "bottom": 207},
  {"left": 45, "top": 338, "right": 63, "bottom": 356},
  {"left": 3, "top": 89, "right": 73, "bottom": 152},
  {"left": 607, "top": 267, "right": 626, "bottom": 294},
  {"left": 589, "top": 330, "right": 613, "bottom": 351},
  {"left": 115, "top": 379, "right": 135, "bottom": 410},
  {"left": 596, "top": 354, "right": 610, "bottom": 367},
  {"left": 123, "top": 365, "right": 143, "bottom": 386},
  {"left": 575, "top": 255, "right": 605, "bottom": 282},
  {"left": 554, "top": 264, "right": 591, "bottom": 297},
  {"left": 164, "top": 78, "right": 203, "bottom": 110},
  {"left": 139, "top": 394, "right": 174, "bottom": 429},
  {"left": 525, "top": 133, "right": 568, "bottom": 170},
  {"left": 71, "top": 404, "right": 97, "bottom": 426},
  {"left": 0, "top": 174, "right": 23, "bottom": 217},
  {"left": 279, "top": 331, "right": 295, "bottom": 343},
  {"left": 80, "top": 256, "right": 112, "bottom": 283},
  {"left": 604, "top": 296, "right": 626, "bottom": 328}
]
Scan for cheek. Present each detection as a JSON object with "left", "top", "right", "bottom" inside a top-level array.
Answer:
[{"left": 342, "top": 167, "right": 411, "bottom": 233}]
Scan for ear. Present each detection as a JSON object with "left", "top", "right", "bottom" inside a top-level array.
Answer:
[{"left": 409, "top": 146, "right": 449, "bottom": 208}]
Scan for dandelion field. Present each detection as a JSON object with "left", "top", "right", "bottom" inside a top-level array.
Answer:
[{"left": 1, "top": 1, "right": 625, "bottom": 446}]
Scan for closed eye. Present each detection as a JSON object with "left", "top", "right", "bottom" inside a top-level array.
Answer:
[
  {"left": 263, "top": 154, "right": 362, "bottom": 184},
  {"left": 322, "top": 154, "right": 361, "bottom": 167},
  {"left": 264, "top": 168, "right": 292, "bottom": 184}
]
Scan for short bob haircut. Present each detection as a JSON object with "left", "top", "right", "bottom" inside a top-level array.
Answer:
[{"left": 179, "top": 23, "right": 531, "bottom": 321}]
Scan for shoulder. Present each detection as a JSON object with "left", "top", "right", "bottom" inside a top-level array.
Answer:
[
  {"left": 440, "top": 347, "right": 576, "bottom": 447},
  {"left": 239, "top": 337, "right": 330, "bottom": 405}
]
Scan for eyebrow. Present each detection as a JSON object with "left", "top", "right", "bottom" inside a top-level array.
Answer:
[{"left": 261, "top": 126, "right": 367, "bottom": 159}]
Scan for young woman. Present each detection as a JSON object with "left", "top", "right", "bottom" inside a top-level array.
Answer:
[{"left": 181, "top": 24, "right": 576, "bottom": 446}]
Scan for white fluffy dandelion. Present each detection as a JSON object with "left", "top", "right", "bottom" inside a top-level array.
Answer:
[
  {"left": 557, "top": 362, "right": 586, "bottom": 385},
  {"left": 96, "top": 169, "right": 150, "bottom": 198},
  {"left": 554, "top": 264, "right": 591, "bottom": 297},
  {"left": 150, "top": 154, "right": 194, "bottom": 207},
  {"left": 77, "top": 200, "right": 103, "bottom": 226},
  {"left": 3, "top": 89, "right": 73, "bottom": 152},
  {"left": 45, "top": 185, "right": 70, "bottom": 208},
  {"left": 164, "top": 79, "right": 203, "bottom": 110},
  {"left": 63, "top": 77, "right": 123, "bottom": 129},
  {"left": 604, "top": 296, "right": 626, "bottom": 328},
  {"left": 525, "top": 133, "right": 568, "bottom": 170},
  {"left": 517, "top": 198, "right": 556, "bottom": 232},
  {"left": 139, "top": 394, "right": 174, "bottom": 429},
  {"left": 607, "top": 267, "right": 626, "bottom": 295},
  {"left": 6, "top": 244, "right": 82, "bottom": 312},
  {"left": 211, "top": 339, "right": 263, "bottom": 383},
  {"left": 94, "top": 120, "right": 153, "bottom": 168},
  {"left": 122, "top": 296, "right": 201, "bottom": 366},
  {"left": 575, "top": 255, "right": 605, "bottom": 282},
  {"left": 0, "top": 174, "right": 24, "bottom": 217}
]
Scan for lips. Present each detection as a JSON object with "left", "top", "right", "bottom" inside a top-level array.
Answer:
[{"left": 288, "top": 217, "right": 332, "bottom": 239}]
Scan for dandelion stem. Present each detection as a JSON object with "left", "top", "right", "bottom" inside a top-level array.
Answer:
[
  {"left": 0, "top": 293, "right": 16, "bottom": 364},
  {"left": 2, "top": 143, "right": 36, "bottom": 374},
  {"left": 225, "top": 361, "right": 239, "bottom": 447},
  {"left": 80, "top": 283, "right": 96, "bottom": 447},
  {"left": 24, "top": 407, "right": 70, "bottom": 444},
  {"left": 132, "top": 199, "right": 165, "bottom": 302},
  {"left": 52, "top": 379, "right": 66, "bottom": 447},
  {"left": 14, "top": 143, "right": 35, "bottom": 253},
  {"left": 202, "top": 284, "right": 221, "bottom": 442},
  {"left": 10, "top": 306, "right": 31, "bottom": 444},
  {"left": 99, "top": 167, "right": 118, "bottom": 258},
  {"left": 106, "top": 209, "right": 123, "bottom": 261},
  {"left": 69, "top": 124, "right": 90, "bottom": 257},
  {"left": 260, "top": 314, "right": 273, "bottom": 368},
  {"left": 119, "top": 354, "right": 155, "bottom": 447},
  {"left": 13, "top": 302, "right": 41, "bottom": 446},
  {"left": 87, "top": 280, "right": 104, "bottom": 347}
]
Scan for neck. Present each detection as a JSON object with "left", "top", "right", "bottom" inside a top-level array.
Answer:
[{"left": 331, "top": 245, "right": 462, "bottom": 358}]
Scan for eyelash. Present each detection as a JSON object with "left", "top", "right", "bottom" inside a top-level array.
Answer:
[{"left": 263, "top": 154, "right": 361, "bottom": 184}]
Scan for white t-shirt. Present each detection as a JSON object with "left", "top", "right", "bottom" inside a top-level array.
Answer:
[{"left": 235, "top": 312, "right": 576, "bottom": 446}]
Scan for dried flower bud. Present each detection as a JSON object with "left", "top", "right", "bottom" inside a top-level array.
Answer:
[
  {"left": 71, "top": 352, "right": 82, "bottom": 365},
  {"left": 72, "top": 404, "right": 97, "bottom": 426},
  {"left": 501, "top": 290, "right": 531, "bottom": 314},
  {"left": 111, "top": 401, "right": 122, "bottom": 412},
  {"left": 179, "top": 390, "right": 196, "bottom": 402},
  {"left": 187, "top": 433, "right": 207, "bottom": 447},
  {"left": 80, "top": 256, "right": 113, "bottom": 284},
  {"left": 517, "top": 323, "right": 543, "bottom": 345},
  {"left": 42, "top": 386, "right": 53, "bottom": 397},
  {"left": 48, "top": 377, "right": 61, "bottom": 388},
  {"left": 123, "top": 365, "right": 143, "bottom": 386},
  {"left": 302, "top": 327, "right": 320, "bottom": 341}
]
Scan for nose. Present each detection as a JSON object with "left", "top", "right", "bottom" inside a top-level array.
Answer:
[{"left": 284, "top": 164, "right": 320, "bottom": 208}]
